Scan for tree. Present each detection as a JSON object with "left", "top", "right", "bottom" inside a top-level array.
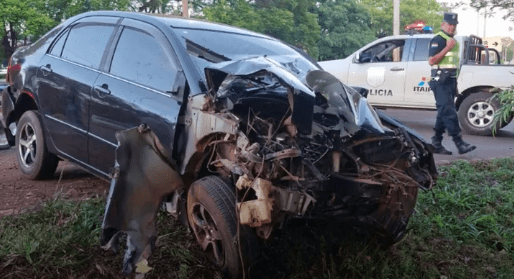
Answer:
[
  {"left": 57, "top": 0, "right": 132, "bottom": 20},
  {"left": 467, "top": 0, "right": 514, "bottom": 20},
  {"left": 316, "top": 0, "right": 375, "bottom": 60},
  {"left": 0, "top": 0, "right": 133, "bottom": 62},
  {"left": 202, "top": 0, "right": 320, "bottom": 58},
  {"left": 0, "top": 0, "right": 55, "bottom": 61},
  {"left": 361, "top": 0, "right": 444, "bottom": 37}
]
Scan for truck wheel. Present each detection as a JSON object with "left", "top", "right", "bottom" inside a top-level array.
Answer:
[
  {"left": 187, "top": 176, "right": 259, "bottom": 279},
  {"left": 15, "top": 110, "right": 58, "bottom": 179},
  {"left": 458, "top": 92, "right": 502, "bottom": 136}
]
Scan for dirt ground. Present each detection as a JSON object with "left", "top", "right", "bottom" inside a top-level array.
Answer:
[{"left": 0, "top": 148, "right": 109, "bottom": 217}]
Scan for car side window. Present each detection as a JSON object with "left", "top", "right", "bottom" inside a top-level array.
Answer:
[
  {"left": 61, "top": 24, "right": 114, "bottom": 69},
  {"left": 49, "top": 29, "right": 70, "bottom": 57},
  {"left": 413, "top": 38, "right": 430, "bottom": 61},
  {"left": 109, "top": 27, "right": 178, "bottom": 93},
  {"left": 360, "top": 40, "right": 405, "bottom": 63}
]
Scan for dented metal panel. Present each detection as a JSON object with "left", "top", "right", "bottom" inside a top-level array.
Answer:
[{"left": 101, "top": 125, "right": 184, "bottom": 274}]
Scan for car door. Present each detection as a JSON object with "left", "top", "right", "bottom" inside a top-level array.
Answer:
[
  {"left": 348, "top": 39, "right": 408, "bottom": 106},
  {"left": 88, "top": 18, "right": 185, "bottom": 175},
  {"left": 404, "top": 38, "right": 436, "bottom": 108},
  {"left": 37, "top": 17, "right": 118, "bottom": 163}
]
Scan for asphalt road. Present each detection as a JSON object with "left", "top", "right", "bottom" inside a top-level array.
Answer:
[{"left": 380, "top": 108, "right": 514, "bottom": 164}]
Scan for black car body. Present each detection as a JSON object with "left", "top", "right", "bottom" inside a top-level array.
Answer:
[{"left": 1, "top": 11, "right": 437, "bottom": 278}]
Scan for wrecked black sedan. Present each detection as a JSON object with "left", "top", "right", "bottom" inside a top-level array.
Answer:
[{"left": 2, "top": 11, "right": 437, "bottom": 278}]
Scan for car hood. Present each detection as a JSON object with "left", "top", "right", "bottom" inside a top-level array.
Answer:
[{"left": 203, "top": 56, "right": 385, "bottom": 138}]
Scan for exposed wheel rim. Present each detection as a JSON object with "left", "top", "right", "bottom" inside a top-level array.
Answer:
[
  {"left": 190, "top": 202, "right": 225, "bottom": 266},
  {"left": 467, "top": 101, "right": 495, "bottom": 128},
  {"left": 18, "top": 122, "right": 37, "bottom": 168}
]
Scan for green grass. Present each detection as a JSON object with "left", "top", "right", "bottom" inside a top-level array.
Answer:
[{"left": 1, "top": 158, "right": 514, "bottom": 278}]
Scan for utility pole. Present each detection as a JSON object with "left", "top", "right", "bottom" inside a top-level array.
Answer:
[
  {"left": 393, "top": 0, "right": 400, "bottom": 35},
  {"left": 476, "top": 8, "right": 480, "bottom": 35},
  {"left": 183, "top": 0, "right": 189, "bottom": 17},
  {"left": 483, "top": 9, "right": 486, "bottom": 38}
]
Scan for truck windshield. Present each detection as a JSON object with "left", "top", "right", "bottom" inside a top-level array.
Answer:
[{"left": 174, "top": 27, "right": 319, "bottom": 80}]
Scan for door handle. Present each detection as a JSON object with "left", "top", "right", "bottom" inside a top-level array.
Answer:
[
  {"left": 39, "top": 64, "right": 52, "bottom": 76},
  {"left": 94, "top": 84, "right": 111, "bottom": 95},
  {"left": 390, "top": 67, "right": 405, "bottom": 71}
]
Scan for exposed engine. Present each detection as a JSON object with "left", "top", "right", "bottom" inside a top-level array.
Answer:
[{"left": 196, "top": 63, "right": 437, "bottom": 243}]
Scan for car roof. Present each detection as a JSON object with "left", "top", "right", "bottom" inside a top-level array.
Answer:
[{"left": 75, "top": 11, "right": 272, "bottom": 39}]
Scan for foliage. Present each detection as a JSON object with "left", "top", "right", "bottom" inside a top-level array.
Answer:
[
  {"left": 0, "top": 0, "right": 55, "bottom": 41},
  {"left": 316, "top": 0, "right": 376, "bottom": 61},
  {"left": 492, "top": 86, "right": 514, "bottom": 134},
  {"left": 0, "top": 0, "right": 132, "bottom": 60},
  {"left": 2, "top": 158, "right": 514, "bottom": 278},
  {"left": 55, "top": 0, "right": 132, "bottom": 20},
  {"left": 202, "top": 0, "right": 320, "bottom": 58},
  {"left": 361, "top": 0, "right": 445, "bottom": 37},
  {"left": 0, "top": 197, "right": 214, "bottom": 278},
  {"left": 136, "top": 0, "right": 178, "bottom": 14},
  {"left": 467, "top": 0, "right": 514, "bottom": 21}
]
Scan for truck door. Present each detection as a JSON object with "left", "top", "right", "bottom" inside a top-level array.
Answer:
[
  {"left": 404, "top": 38, "right": 436, "bottom": 108},
  {"left": 348, "top": 39, "right": 407, "bottom": 106}
]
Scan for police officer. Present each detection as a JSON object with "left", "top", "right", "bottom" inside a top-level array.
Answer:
[{"left": 428, "top": 12, "right": 476, "bottom": 155}]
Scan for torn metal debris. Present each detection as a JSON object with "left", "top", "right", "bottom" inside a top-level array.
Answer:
[{"left": 101, "top": 124, "right": 184, "bottom": 274}]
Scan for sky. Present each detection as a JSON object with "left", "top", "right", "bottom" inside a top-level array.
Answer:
[{"left": 439, "top": 0, "right": 514, "bottom": 39}]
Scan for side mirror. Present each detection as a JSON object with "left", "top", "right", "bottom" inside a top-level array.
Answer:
[
  {"left": 353, "top": 53, "right": 360, "bottom": 63},
  {"left": 358, "top": 52, "right": 373, "bottom": 63}
]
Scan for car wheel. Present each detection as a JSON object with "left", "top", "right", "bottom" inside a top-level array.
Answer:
[
  {"left": 187, "top": 176, "right": 259, "bottom": 279},
  {"left": 15, "top": 110, "right": 58, "bottom": 179},
  {"left": 458, "top": 92, "right": 502, "bottom": 136}
]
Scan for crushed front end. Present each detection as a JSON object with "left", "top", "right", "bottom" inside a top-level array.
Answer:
[
  {"left": 179, "top": 57, "right": 437, "bottom": 242},
  {"left": 102, "top": 57, "right": 437, "bottom": 276}
]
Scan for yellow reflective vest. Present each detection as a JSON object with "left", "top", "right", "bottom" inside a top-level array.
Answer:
[{"left": 435, "top": 31, "right": 459, "bottom": 69}]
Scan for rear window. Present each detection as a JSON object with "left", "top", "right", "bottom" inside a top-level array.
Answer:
[
  {"left": 61, "top": 24, "right": 114, "bottom": 69},
  {"left": 413, "top": 38, "right": 430, "bottom": 61},
  {"left": 49, "top": 29, "right": 69, "bottom": 57}
]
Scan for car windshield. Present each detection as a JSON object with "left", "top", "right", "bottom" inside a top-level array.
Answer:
[{"left": 174, "top": 28, "right": 319, "bottom": 81}]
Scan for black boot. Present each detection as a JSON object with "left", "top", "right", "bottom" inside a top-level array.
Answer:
[
  {"left": 431, "top": 136, "right": 452, "bottom": 155},
  {"left": 453, "top": 135, "right": 476, "bottom": 155}
]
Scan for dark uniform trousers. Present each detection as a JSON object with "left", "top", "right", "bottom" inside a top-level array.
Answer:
[{"left": 429, "top": 69, "right": 461, "bottom": 138}]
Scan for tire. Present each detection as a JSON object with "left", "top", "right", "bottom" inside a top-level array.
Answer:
[
  {"left": 187, "top": 176, "right": 259, "bottom": 279},
  {"left": 15, "top": 110, "right": 58, "bottom": 179},
  {"left": 458, "top": 92, "right": 503, "bottom": 136}
]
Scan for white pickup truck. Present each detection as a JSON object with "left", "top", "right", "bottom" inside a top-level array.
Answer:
[{"left": 320, "top": 34, "right": 514, "bottom": 136}]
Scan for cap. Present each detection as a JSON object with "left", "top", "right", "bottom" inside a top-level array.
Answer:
[
  {"left": 423, "top": 26, "right": 433, "bottom": 33},
  {"left": 444, "top": 12, "right": 458, "bottom": 25}
]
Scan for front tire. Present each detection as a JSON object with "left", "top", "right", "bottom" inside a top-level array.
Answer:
[
  {"left": 458, "top": 92, "right": 504, "bottom": 136},
  {"left": 187, "top": 176, "right": 259, "bottom": 279},
  {"left": 15, "top": 110, "right": 58, "bottom": 179}
]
